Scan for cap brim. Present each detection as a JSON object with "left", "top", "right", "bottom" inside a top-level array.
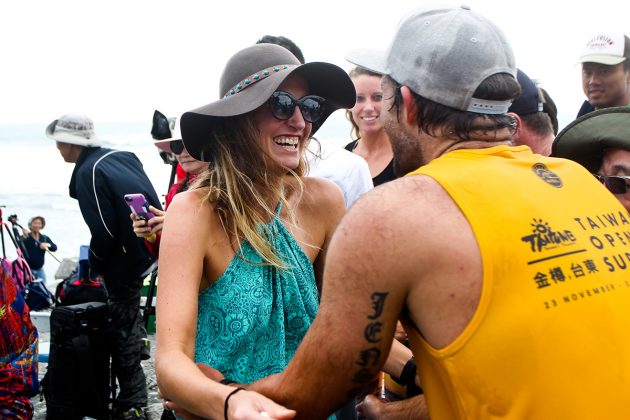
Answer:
[
  {"left": 551, "top": 107, "right": 630, "bottom": 173},
  {"left": 181, "top": 62, "right": 355, "bottom": 161},
  {"left": 579, "top": 54, "right": 626, "bottom": 65},
  {"left": 345, "top": 48, "right": 389, "bottom": 75}
]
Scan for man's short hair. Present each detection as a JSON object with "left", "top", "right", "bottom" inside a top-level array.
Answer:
[
  {"left": 540, "top": 88, "right": 559, "bottom": 135},
  {"left": 520, "top": 112, "right": 554, "bottom": 138},
  {"left": 388, "top": 73, "right": 520, "bottom": 140},
  {"left": 256, "top": 35, "right": 305, "bottom": 64}
]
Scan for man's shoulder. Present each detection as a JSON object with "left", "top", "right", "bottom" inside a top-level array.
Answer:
[{"left": 347, "top": 174, "right": 452, "bottom": 228}]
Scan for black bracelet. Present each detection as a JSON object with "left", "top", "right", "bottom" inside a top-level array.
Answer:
[
  {"left": 224, "top": 387, "right": 245, "bottom": 420},
  {"left": 390, "top": 357, "right": 423, "bottom": 396}
]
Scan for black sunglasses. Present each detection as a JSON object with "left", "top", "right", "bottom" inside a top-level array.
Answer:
[
  {"left": 170, "top": 140, "right": 184, "bottom": 155},
  {"left": 269, "top": 91, "right": 326, "bottom": 123},
  {"left": 594, "top": 174, "right": 630, "bottom": 194}
]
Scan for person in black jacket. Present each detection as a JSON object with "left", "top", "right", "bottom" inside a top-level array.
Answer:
[
  {"left": 47, "top": 114, "right": 162, "bottom": 420},
  {"left": 20, "top": 215, "right": 57, "bottom": 280}
]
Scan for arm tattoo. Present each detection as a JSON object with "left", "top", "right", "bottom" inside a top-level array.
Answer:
[
  {"left": 348, "top": 291, "right": 390, "bottom": 397},
  {"left": 368, "top": 292, "right": 388, "bottom": 319}
]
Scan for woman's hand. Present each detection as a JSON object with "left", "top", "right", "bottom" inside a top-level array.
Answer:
[
  {"left": 39, "top": 242, "right": 51, "bottom": 250},
  {"left": 160, "top": 363, "right": 296, "bottom": 420},
  {"left": 162, "top": 388, "right": 296, "bottom": 420},
  {"left": 130, "top": 205, "right": 165, "bottom": 242}
]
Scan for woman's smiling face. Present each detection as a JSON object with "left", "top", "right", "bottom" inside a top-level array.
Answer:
[{"left": 254, "top": 74, "right": 312, "bottom": 171}]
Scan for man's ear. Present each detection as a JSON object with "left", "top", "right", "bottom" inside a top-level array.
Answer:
[
  {"left": 400, "top": 86, "right": 418, "bottom": 124},
  {"left": 508, "top": 112, "right": 522, "bottom": 136}
]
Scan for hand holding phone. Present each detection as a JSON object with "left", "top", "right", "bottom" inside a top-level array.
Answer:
[{"left": 124, "top": 193, "right": 155, "bottom": 221}]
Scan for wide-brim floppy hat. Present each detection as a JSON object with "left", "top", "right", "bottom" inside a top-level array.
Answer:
[
  {"left": 46, "top": 114, "right": 102, "bottom": 147},
  {"left": 181, "top": 43, "right": 356, "bottom": 161},
  {"left": 551, "top": 107, "right": 630, "bottom": 173},
  {"left": 151, "top": 110, "right": 182, "bottom": 153}
]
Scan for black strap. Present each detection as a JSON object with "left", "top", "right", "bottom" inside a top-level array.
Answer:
[{"left": 391, "top": 357, "right": 423, "bottom": 397}]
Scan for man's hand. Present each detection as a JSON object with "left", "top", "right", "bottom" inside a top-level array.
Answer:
[{"left": 357, "top": 394, "right": 429, "bottom": 420}]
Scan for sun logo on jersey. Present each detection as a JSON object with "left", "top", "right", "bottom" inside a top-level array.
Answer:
[
  {"left": 532, "top": 163, "right": 562, "bottom": 188},
  {"left": 521, "top": 218, "right": 577, "bottom": 252}
]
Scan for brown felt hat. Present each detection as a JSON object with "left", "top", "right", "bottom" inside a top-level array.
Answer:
[
  {"left": 551, "top": 107, "right": 630, "bottom": 173},
  {"left": 181, "top": 43, "right": 356, "bottom": 161}
]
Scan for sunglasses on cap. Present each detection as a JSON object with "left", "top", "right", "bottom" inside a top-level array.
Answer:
[
  {"left": 594, "top": 174, "right": 630, "bottom": 194},
  {"left": 170, "top": 140, "right": 184, "bottom": 155},
  {"left": 268, "top": 91, "right": 326, "bottom": 123}
]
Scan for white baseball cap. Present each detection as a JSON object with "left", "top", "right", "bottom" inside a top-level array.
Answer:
[{"left": 579, "top": 33, "right": 627, "bottom": 65}]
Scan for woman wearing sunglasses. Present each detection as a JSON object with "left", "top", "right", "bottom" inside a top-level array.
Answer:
[
  {"left": 131, "top": 113, "right": 207, "bottom": 257},
  {"left": 155, "top": 44, "right": 355, "bottom": 419}
]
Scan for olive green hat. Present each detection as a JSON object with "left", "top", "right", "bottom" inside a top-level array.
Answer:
[{"left": 551, "top": 107, "right": 630, "bottom": 173}]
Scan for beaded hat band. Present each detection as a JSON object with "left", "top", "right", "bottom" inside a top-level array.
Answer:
[{"left": 223, "top": 64, "right": 296, "bottom": 98}]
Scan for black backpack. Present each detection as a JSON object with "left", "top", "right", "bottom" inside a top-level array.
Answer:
[
  {"left": 42, "top": 301, "right": 112, "bottom": 419},
  {"left": 55, "top": 269, "right": 108, "bottom": 306}
]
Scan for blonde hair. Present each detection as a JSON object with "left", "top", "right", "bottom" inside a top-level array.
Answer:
[{"left": 194, "top": 113, "right": 307, "bottom": 269}]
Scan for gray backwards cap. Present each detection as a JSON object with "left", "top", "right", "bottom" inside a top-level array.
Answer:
[
  {"left": 181, "top": 43, "right": 356, "bottom": 162},
  {"left": 346, "top": 6, "right": 516, "bottom": 114},
  {"left": 552, "top": 107, "right": 630, "bottom": 173}
]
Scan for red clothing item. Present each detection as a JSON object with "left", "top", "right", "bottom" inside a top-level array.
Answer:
[
  {"left": 145, "top": 173, "right": 199, "bottom": 257},
  {"left": 176, "top": 163, "right": 186, "bottom": 183}
]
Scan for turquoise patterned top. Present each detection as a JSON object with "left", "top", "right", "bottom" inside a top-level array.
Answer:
[{"left": 194, "top": 203, "right": 319, "bottom": 384}]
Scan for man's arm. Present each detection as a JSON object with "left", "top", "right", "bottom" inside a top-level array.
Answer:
[{"left": 251, "top": 181, "right": 428, "bottom": 418}]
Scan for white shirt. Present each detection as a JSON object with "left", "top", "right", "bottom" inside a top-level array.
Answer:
[{"left": 306, "top": 141, "right": 373, "bottom": 208}]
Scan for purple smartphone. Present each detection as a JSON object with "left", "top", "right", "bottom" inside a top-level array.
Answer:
[{"left": 124, "top": 193, "right": 155, "bottom": 220}]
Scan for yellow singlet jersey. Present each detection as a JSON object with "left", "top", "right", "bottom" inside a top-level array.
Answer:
[{"left": 404, "top": 145, "right": 630, "bottom": 419}]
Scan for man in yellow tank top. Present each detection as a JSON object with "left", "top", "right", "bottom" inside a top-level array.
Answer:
[{"left": 197, "top": 6, "right": 630, "bottom": 420}]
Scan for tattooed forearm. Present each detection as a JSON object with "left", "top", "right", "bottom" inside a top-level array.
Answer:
[{"left": 348, "top": 291, "right": 389, "bottom": 398}]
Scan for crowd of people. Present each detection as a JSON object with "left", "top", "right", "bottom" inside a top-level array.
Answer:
[{"left": 3, "top": 5, "right": 630, "bottom": 419}]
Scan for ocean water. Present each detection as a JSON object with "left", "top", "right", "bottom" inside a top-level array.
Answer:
[{"left": 0, "top": 112, "right": 351, "bottom": 281}]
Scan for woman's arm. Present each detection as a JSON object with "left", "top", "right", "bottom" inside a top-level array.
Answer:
[
  {"left": 44, "top": 235, "right": 58, "bottom": 252},
  {"left": 155, "top": 190, "right": 228, "bottom": 416}
]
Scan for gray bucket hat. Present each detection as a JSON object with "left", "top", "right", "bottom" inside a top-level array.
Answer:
[
  {"left": 181, "top": 43, "right": 356, "bottom": 161},
  {"left": 551, "top": 107, "right": 630, "bottom": 173},
  {"left": 46, "top": 114, "right": 102, "bottom": 147}
]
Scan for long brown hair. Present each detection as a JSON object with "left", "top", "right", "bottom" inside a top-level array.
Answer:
[{"left": 193, "top": 113, "right": 307, "bottom": 269}]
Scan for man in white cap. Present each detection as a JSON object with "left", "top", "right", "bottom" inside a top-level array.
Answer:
[
  {"left": 576, "top": 33, "right": 630, "bottom": 117},
  {"left": 47, "top": 114, "right": 162, "bottom": 420},
  {"left": 236, "top": 6, "right": 630, "bottom": 419}
]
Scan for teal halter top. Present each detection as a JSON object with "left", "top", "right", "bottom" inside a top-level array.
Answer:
[{"left": 194, "top": 202, "right": 319, "bottom": 384}]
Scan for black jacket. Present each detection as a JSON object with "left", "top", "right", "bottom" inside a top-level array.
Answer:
[{"left": 69, "top": 147, "right": 162, "bottom": 297}]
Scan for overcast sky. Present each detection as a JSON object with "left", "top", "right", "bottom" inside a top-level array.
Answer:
[{"left": 2, "top": 0, "right": 629, "bottom": 130}]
